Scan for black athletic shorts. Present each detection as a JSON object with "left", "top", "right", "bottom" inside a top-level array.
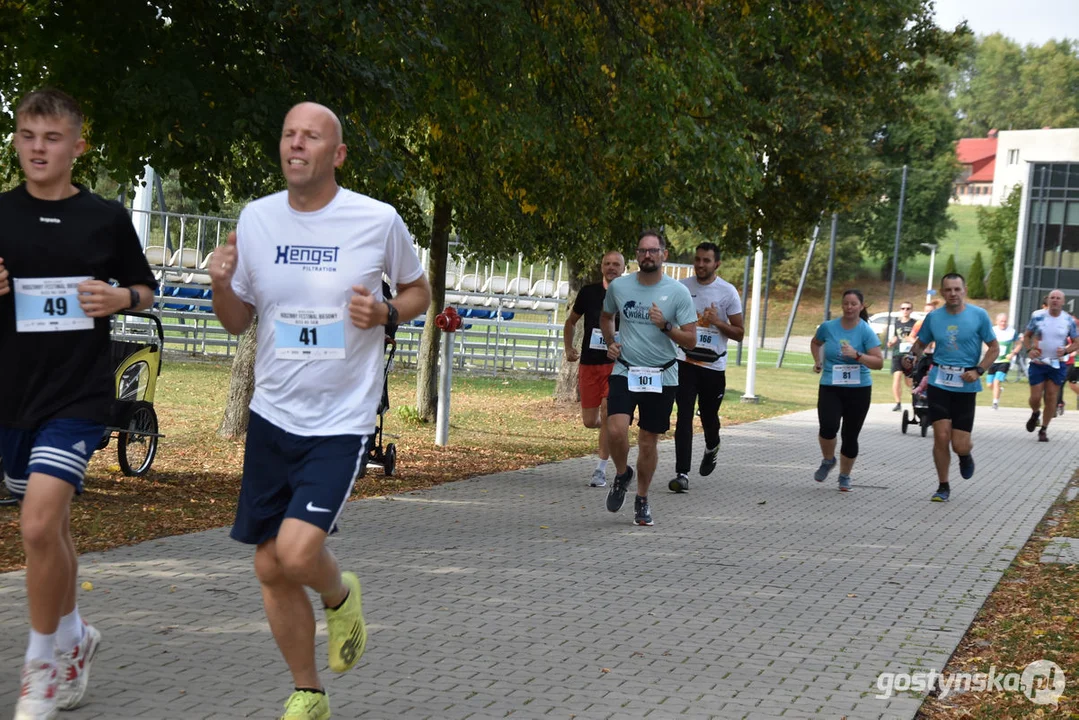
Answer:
[
  {"left": 1068, "top": 365, "right": 1079, "bottom": 384},
  {"left": 988, "top": 362, "right": 1011, "bottom": 376},
  {"left": 607, "top": 374, "right": 677, "bottom": 434},
  {"left": 926, "top": 385, "right": 977, "bottom": 433}
]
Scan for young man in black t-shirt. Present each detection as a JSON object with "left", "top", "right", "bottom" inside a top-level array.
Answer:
[
  {"left": 888, "top": 302, "right": 917, "bottom": 411},
  {"left": 563, "top": 251, "right": 624, "bottom": 487},
  {"left": 0, "top": 89, "right": 157, "bottom": 719}
]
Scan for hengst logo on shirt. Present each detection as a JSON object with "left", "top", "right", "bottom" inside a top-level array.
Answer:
[
  {"left": 39, "top": 217, "right": 61, "bottom": 224},
  {"left": 275, "top": 245, "right": 339, "bottom": 272}
]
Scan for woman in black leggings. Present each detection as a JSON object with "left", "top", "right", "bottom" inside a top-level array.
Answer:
[{"left": 810, "top": 289, "right": 884, "bottom": 491}]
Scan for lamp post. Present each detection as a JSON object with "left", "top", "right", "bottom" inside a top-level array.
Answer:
[{"left": 921, "top": 242, "right": 938, "bottom": 305}]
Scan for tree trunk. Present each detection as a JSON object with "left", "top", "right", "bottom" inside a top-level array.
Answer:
[
  {"left": 554, "top": 258, "right": 591, "bottom": 402},
  {"left": 218, "top": 317, "right": 258, "bottom": 438},
  {"left": 416, "top": 198, "right": 451, "bottom": 422}
]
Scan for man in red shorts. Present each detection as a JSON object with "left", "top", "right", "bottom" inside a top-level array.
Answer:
[{"left": 563, "top": 250, "right": 625, "bottom": 487}]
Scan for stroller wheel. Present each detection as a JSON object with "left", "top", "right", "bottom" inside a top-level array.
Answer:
[
  {"left": 920, "top": 415, "right": 929, "bottom": 437},
  {"left": 384, "top": 444, "right": 396, "bottom": 477},
  {"left": 901, "top": 410, "right": 910, "bottom": 434}
]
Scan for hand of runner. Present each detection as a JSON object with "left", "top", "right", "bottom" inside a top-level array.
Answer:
[
  {"left": 77, "top": 279, "right": 127, "bottom": 317},
  {"left": 564, "top": 346, "right": 579, "bottom": 362},
  {"left": 701, "top": 303, "right": 719, "bottom": 326},
  {"left": 349, "top": 285, "right": 385, "bottom": 329},
  {"left": 839, "top": 343, "right": 859, "bottom": 359},
  {"left": 209, "top": 231, "right": 239, "bottom": 288},
  {"left": 961, "top": 369, "right": 980, "bottom": 382},
  {"left": 649, "top": 302, "right": 666, "bottom": 328},
  {"left": 0, "top": 257, "right": 8, "bottom": 296},
  {"left": 606, "top": 341, "right": 622, "bottom": 362},
  {"left": 813, "top": 359, "right": 822, "bottom": 373}
]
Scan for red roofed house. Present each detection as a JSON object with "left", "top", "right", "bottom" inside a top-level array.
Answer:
[{"left": 953, "top": 131, "right": 997, "bottom": 206}]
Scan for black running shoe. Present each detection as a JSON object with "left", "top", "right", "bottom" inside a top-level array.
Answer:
[
  {"left": 959, "top": 454, "right": 975, "bottom": 479},
  {"left": 1039, "top": 429, "right": 1049, "bottom": 442},
  {"left": 698, "top": 444, "right": 719, "bottom": 477},
  {"left": 606, "top": 467, "right": 633, "bottom": 513},
  {"left": 1026, "top": 411, "right": 1041, "bottom": 432},
  {"left": 668, "top": 473, "right": 688, "bottom": 493}
]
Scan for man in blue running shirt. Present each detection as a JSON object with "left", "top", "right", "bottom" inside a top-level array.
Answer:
[{"left": 903, "top": 273, "right": 998, "bottom": 502}]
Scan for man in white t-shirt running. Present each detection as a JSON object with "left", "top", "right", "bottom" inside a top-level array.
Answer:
[
  {"left": 669, "top": 242, "right": 743, "bottom": 492},
  {"left": 989, "top": 313, "right": 1019, "bottom": 410},
  {"left": 211, "top": 102, "right": 430, "bottom": 720},
  {"left": 1022, "top": 290, "right": 1079, "bottom": 442}
]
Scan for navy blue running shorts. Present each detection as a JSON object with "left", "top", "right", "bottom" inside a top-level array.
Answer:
[
  {"left": 230, "top": 411, "right": 372, "bottom": 545},
  {"left": 0, "top": 418, "right": 106, "bottom": 499}
]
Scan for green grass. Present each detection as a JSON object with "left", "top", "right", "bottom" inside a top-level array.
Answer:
[{"left": 894, "top": 205, "right": 985, "bottom": 283}]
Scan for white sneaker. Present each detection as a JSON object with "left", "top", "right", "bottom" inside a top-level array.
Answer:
[
  {"left": 56, "top": 623, "right": 101, "bottom": 710},
  {"left": 589, "top": 468, "right": 607, "bottom": 487},
  {"left": 14, "top": 660, "right": 59, "bottom": 720},
  {"left": 992, "top": 401, "right": 999, "bottom": 410}
]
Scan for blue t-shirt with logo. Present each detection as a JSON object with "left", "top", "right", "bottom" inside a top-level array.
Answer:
[
  {"left": 602, "top": 273, "right": 696, "bottom": 386},
  {"left": 917, "top": 305, "right": 995, "bottom": 392},
  {"left": 814, "top": 318, "right": 880, "bottom": 387}
]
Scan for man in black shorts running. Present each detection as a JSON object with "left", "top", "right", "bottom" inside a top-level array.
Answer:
[
  {"left": 600, "top": 230, "right": 697, "bottom": 526},
  {"left": 903, "top": 274, "right": 997, "bottom": 502}
]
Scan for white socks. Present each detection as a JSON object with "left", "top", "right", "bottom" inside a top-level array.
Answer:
[
  {"left": 56, "top": 608, "right": 84, "bottom": 654},
  {"left": 25, "top": 630, "right": 56, "bottom": 664},
  {"left": 595, "top": 458, "right": 609, "bottom": 473}
]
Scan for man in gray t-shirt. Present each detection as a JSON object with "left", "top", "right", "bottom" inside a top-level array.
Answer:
[
  {"left": 670, "top": 242, "right": 744, "bottom": 492},
  {"left": 600, "top": 229, "right": 697, "bottom": 527}
]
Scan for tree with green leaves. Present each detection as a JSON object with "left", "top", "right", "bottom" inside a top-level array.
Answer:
[
  {"left": 968, "top": 251, "right": 987, "bottom": 298},
  {"left": 976, "top": 184, "right": 1022, "bottom": 259},
  {"left": 943, "top": 254, "right": 958, "bottom": 277},
  {"left": 987, "top": 250, "right": 1010, "bottom": 300},
  {"left": 952, "top": 35, "right": 1079, "bottom": 136}
]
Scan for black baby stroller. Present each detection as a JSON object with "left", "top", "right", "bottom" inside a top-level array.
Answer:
[
  {"left": 901, "top": 353, "right": 933, "bottom": 437},
  {"left": 362, "top": 280, "right": 399, "bottom": 477}
]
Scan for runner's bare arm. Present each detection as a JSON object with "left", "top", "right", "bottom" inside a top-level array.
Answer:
[
  {"left": 563, "top": 310, "right": 582, "bottom": 361},
  {"left": 713, "top": 311, "right": 744, "bottom": 343}
]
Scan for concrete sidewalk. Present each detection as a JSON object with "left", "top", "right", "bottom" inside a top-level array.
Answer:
[{"left": 2, "top": 404, "right": 1076, "bottom": 719}]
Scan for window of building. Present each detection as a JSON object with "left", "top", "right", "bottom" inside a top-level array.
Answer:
[{"left": 1008, "top": 148, "right": 1020, "bottom": 165}]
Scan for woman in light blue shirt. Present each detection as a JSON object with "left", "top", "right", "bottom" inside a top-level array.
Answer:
[{"left": 810, "top": 290, "right": 884, "bottom": 491}]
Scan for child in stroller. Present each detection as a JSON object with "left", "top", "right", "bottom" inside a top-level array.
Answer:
[{"left": 901, "top": 353, "right": 933, "bottom": 436}]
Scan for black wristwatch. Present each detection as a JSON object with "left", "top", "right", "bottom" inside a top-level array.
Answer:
[
  {"left": 128, "top": 287, "right": 140, "bottom": 310},
  {"left": 975, "top": 365, "right": 986, "bottom": 376},
  {"left": 661, "top": 321, "right": 673, "bottom": 333},
  {"left": 383, "top": 300, "right": 399, "bottom": 326}
]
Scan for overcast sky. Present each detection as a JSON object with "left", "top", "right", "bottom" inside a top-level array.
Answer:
[{"left": 932, "top": 0, "right": 1078, "bottom": 46}]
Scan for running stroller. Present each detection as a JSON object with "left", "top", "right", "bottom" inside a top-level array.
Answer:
[
  {"left": 362, "top": 281, "right": 399, "bottom": 477},
  {"left": 901, "top": 353, "right": 932, "bottom": 437}
]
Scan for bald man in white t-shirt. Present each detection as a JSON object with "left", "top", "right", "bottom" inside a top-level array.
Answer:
[{"left": 211, "top": 102, "right": 430, "bottom": 719}]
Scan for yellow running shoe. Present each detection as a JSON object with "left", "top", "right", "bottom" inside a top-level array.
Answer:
[
  {"left": 279, "top": 690, "right": 330, "bottom": 720},
  {"left": 326, "top": 572, "right": 366, "bottom": 672}
]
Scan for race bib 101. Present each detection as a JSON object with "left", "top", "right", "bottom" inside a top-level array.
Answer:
[
  {"left": 627, "top": 366, "right": 662, "bottom": 393},
  {"left": 14, "top": 276, "right": 93, "bottom": 332},
  {"left": 274, "top": 307, "right": 346, "bottom": 360}
]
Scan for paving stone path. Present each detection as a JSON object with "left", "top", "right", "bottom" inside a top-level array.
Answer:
[{"left": 2, "top": 404, "right": 1076, "bottom": 719}]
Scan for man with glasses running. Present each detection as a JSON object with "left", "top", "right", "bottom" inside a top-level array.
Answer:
[
  {"left": 600, "top": 230, "right": 697, "bottom": 526},
  {"left": 888, "top": 301, "right": 917, "bottom": 411}
]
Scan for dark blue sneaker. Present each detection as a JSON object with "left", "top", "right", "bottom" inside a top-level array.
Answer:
[
  {"left": 931, "top": 489, "right": 950, "bottom": 502},
  {"left": 959, "top": 454, "right": 975, "bottom": 479},
  {"left": 838, "top": 474, "right": 852, "bottom": 492},
  {"left": 606, "top": 467, "right": 633, "bottom": 513},
  {"left": 814, "top": 458, "right": 837, "bottom": 482},
  {"left": 633, "top": 495, "right": 653, "bottom": 526},
  {"left": 668, "top": 473, "right": 688, "bottom": 493}
]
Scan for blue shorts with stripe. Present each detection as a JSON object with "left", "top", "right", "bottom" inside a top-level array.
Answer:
[
  {"left": 230, "top": 411, "right": 373, "bottom": 546},
  {"left": 0, "top": 419, "right": 106, "bottom": 499}
]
